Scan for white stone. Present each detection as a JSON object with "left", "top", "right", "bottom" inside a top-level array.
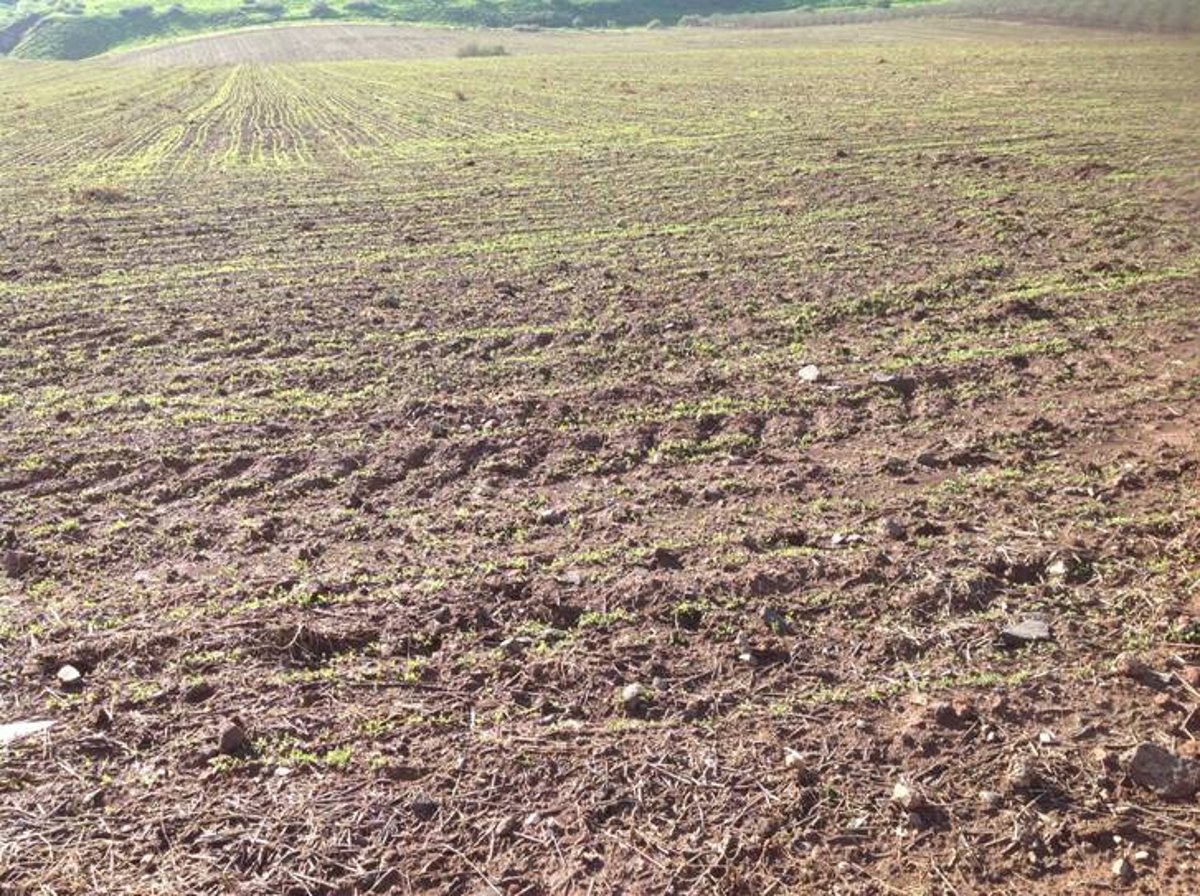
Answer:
[{"left": 0, "top": 720, "right": 54, "bottom": 745}]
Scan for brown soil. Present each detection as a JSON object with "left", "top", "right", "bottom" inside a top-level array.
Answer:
[{"left": 1, "top": 21, "right": 1198, "bottom": 896}]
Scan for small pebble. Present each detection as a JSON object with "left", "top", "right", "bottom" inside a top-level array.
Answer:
[
  {"left": 891, "top": 781, "right": 925, "bottom": 811},
  {"left": 57, "top": 665, "right": 82, "bottom": 691},
  {"left": 783, "top": 748, "right": 806, "bottom": 771},
  {"left": 1046, "top": 559, "right": 1069, "bottom": 579},
  {"left": 619, "top": 683, "right": 644, "bottom": 709},
  {"left": 798, "top": 364, "right": 821, "bottom": 383},
  {"left": 1112, "top": 857, "right": 1134, "bottom": 881},
  {"left": 1000, "top": 618, "right": 1052, "bottom": 647}
]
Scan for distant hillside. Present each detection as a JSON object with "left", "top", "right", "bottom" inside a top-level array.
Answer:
[
  {"left": 1, "top": 1, "right": 937, "bottom": 59},
  {"left": 3, "top": 0, "right": 1195, "bottom": 60},
  {"left": 697, "top": 0, "right": 1200, "bottom": 31}
]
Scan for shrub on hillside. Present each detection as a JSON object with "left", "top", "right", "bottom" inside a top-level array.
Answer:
[
  {"left": 456, "top": 42, "right": 507, "bottom": 58},
  {"left": 309, "top": 1, "right": 336, "bottom": 18}
]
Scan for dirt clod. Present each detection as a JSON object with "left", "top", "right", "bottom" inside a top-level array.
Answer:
[
  {"left": 1005, "top": 756, "right": 1039, "bottom": 792},
  {"left": 183, "top": 680, "right": 215, "bottom": 704},
  {"left": 1114, "top": 652, "right": 1152, "bottom": 680},
  {"left": 218, "top": 720, "right": 250, "bottom": 756},
  {"left": 1122, "top": 742, "right": 1200, "bottom": 800},
  {"left": 761, "top": 606, "right": 791, "bottom": 635},
  {"left": 2, "top": 549, "right": 35, "bottom": 578}
]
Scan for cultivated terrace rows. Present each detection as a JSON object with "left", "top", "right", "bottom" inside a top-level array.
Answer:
[{"left": 0, "top": 21, "right": 1198, "bottom": 896}]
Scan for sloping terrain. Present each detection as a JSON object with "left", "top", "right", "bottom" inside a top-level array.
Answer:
[
  {"left": 105, "top": 18, "right": 990, "bottom": 65},
  {"left": 108, "top": 23, "right": 561, "bottom": 66},
  {"left": 2, "top": 0, "right": 1196, "bottom": 61},
  {"left": 0, "top": 0, "right": 927, "bottom": 60},
  {"left": 1, "top": 21, "right": 1198, "bottom": 896}
]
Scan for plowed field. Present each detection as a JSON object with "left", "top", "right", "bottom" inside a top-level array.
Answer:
[{"left": 1, "top": 21, "right": 1198, "bottom": 896}]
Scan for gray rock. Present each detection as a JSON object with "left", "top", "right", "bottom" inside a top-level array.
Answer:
[
  {"left": 1123, "top": 742, "right": 1200, "bottom": 800},
  {"left": 798, "top": 364, "right": 822, "bottom": 383},
  {"left": 1000, "top": 618, "right": 1052, "bottom": 646}
]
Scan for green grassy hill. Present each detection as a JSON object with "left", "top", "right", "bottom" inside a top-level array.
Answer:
[{"left": 1, "top": 1, "right": 934, "bottom": 59}]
